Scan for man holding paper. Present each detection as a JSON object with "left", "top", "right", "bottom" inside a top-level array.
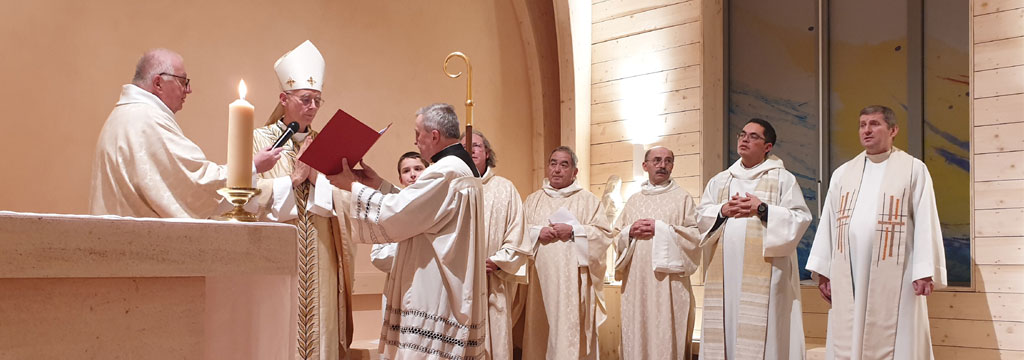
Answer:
[
  {"left": 520, "top": 146, "right": 614, "bottom": 360},
  {"left": 250, "top": 40, "right": 355, "bottom": 360},
  {"left": 90, "top": 48, "right": 282, "bottom": 219},
  {"left": 613, "top": 146, "right": 700, "bottom": 360},
  {"left": 328, "top": 103, "right": 486, "bottom": 360}
]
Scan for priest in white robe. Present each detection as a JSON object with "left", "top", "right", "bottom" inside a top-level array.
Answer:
[
  {"left": 465, "top": 130, "right": 533, "bottom": 360},
  {"left": 614, "top": 146, "right": 700, "bottom": 360},
  {"left": 696, "top": 118, "right": 811, "bottom": 360},
  {"left": 91, "top": 48, "right": 281, "bottom": 218},
  {"left": 521, "top": 146, "right": 614, "bottom": 360},
  {"left": 328, "top": 103, "right": 487, "bottom": 360},
  {"left": 807, "top": 105, "right": 946, "bottom": 360},
  {"left": 250, "top": 40, "right": 357, "bottom": 360}
]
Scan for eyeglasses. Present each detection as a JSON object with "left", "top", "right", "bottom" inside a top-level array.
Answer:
[
  {"left": 159, "top": 73, "right": 190, "bottom": 89},
  {"left": 645, "top": 157, "right": 674, "bottom": 165},
  {"left": 737, "top": 131, "right": 765, "bottom": 142},
  {"left": 286, "top": 92, "right": 323, "bottom": 108}
]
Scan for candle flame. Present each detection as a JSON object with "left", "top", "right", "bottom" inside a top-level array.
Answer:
[{"left": 238, "top": 79, "right": 248, "bottom": 100}]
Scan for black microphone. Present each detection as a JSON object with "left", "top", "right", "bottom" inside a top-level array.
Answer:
[{"left": 272, "top": 122, "right": 301, "bottom": 148}]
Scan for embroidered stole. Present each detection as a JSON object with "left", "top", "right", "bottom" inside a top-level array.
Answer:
[
  {"left": 829, "top": 149, "right": 914, "bottom": 360},
  {"left": 700, "top": 169, "right": 780, "bottom": 360}
]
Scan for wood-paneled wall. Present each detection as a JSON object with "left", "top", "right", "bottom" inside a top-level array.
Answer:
[
  {"left": 590, "top": 0, "right": 720, "bottom": 353},
  {"left": 592, "top": 0, "right": 1023, "bottom": 357}
]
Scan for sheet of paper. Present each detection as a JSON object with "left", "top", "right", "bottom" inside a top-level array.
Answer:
[{"left": 549, "top": 207, "right": 589, "bottom": 267}]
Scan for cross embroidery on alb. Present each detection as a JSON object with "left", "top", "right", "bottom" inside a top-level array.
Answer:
[
  {"left": 835, "top": 190, "right": 856, "bottom": 254},
  {"left": 875, "top": 190, "right": 907, "bottom": 265}
]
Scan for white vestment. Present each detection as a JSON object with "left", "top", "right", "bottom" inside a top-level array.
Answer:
[
  {"left": 90, "top": 84, "right": 240, "bottom": 218},
  {"left": 613, "top": 179, "right": 700, "bottom": 360},
  {"left": 347, "top": 147, "right": 487, "bottom": 360},
  {"left": 807, "top": 149, "right": 947, "bottom": 360},
  {"left": 479, "top": 168, "right": 532, "bottom": 360},
  {"left": 521, "top": 179, "right": 614, "bottom": 360},
  {"left": 696, "top": 157, "right": 811, "bottom": 360}
]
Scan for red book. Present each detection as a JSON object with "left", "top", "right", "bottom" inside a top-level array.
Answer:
[{"left": 299, "top": 109, "right": 391, "bottom": 175}]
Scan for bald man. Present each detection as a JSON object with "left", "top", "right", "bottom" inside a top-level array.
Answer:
[{"left": 91, "top": 48, "right": 281, "bottom": 218}]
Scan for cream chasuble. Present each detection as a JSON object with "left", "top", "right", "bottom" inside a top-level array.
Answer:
[
  {"left": 613, "top": 179, "right": 700, "bottom": 360},
  {"left": 480, "top": 167, "right": 532, "bottom": 360},
  {"left": 521, "top": 179, "right": 614, "bottom": 360},
  {"left": 696, "top": 156, "right": 811, "bottom": 360},
  {"left": 347, "top": 150, "right": 487, "bottom": 360},
  {"left": 252, "top": 121, "right": 355, "bottom": 360},
  {"left": 91, "top": 84, "right": 238, "bottom": 218},
  {"left": 807, "top": 148, "right": 946, "bottom": 360}
]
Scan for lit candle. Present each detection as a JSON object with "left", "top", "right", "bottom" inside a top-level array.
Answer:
[{"left": 227, "top": 79, "right": 254, "bottom": 188}]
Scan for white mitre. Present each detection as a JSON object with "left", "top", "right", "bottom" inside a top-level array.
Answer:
[{"left": 274, "top": 40, "right": 325, "bottom": 91}]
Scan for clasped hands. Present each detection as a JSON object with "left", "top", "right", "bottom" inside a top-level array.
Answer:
[
  {"left": 538, "top": 222, "right": 574, "bottom": 244},
  {"left": 720, "top": 192, "right": 763, "bottom": 218},
  {"left": 629, "top": 218, "right": 656, "bottom": 240}
]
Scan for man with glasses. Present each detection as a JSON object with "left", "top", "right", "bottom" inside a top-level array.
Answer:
[
  {"left": 90, "top": 48, "right": 282, "bottom": 218},
  {"left": 614, "top": 146, "right": 701, "bottom": 359},
  {"left": 695, "top": 118, "right": 811, "bottom": 359},
  {"left": 250, "top": 40, "right": 356, "bottom": 359}
]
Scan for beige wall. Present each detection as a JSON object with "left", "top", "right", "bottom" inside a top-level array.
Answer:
[
  {"left": 0, "top": 0, "right": 549, "bottom": 214},
  {"left": 0, "top": 0, "right": 564, "bottom": 346}
]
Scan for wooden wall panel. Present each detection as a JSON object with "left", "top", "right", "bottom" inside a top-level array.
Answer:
[
  {"left": 973, "top": 93, "right": 1024, "bottom": 126},
  {"left": 974, "top": 122, "right": 1024, "bottom": 153},
  {"left": 592, "top": 1, "right": 699, "bottom": 43},
  {"left": 593, "top": 0, "right": 679, "bottom": 23},
  {"left": 974, "top": 65, "right": 1024, "bottom": 97},
  {"left": 973, "top": 0, "right": 1024, "bottom": 15},
  {"left": 592, "top": 43, "right": 702, "bottom": 83},
  {"left": 975, "top": 180, "right": 1024, "bottom": 209},
  {"left": 592, "top": 66, "right": 701, "bottom": 104},
  {"left": 974, "top": 151, "right": 1024, "bottom": 182},
  {"left": 974, "top": 37, "right": 1024, "bottom": 71},
  {"left": 975, "top": 208, "right": 1024, "bottom": 236},
  {"left": 974, "top": 8, "right": 1024, "bottom": 43},
  {"left": 591, "top": 110, "right": 700, "bottom": 141},
  {"left": 592, "top": 22, "right": 701, "bottom": 63}
]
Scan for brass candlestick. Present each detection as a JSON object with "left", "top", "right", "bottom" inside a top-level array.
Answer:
[{"left": 216, "top": 187, "right": 261, "bottom": 222}]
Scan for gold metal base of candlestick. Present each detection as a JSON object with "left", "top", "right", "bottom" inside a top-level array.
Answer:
[{"left": 215, "top": 187, "right": 261, "bottom": 222}]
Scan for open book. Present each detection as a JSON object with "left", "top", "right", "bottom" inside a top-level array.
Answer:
[{"left": 298, "top": 109, "right": 391, "bottom": 175}]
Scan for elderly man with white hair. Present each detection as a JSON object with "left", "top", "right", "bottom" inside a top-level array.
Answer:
[{"left": 90, "top": 48, "right": 281, "bottom": 218}]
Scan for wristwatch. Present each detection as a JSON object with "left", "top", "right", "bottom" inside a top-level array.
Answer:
[{"left": 757, "top": 203, "right": 768, "bottom": 222}]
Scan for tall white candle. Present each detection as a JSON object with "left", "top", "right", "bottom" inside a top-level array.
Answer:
[{"left": 227, "top": 80, "right": 254, "bottom": 188}]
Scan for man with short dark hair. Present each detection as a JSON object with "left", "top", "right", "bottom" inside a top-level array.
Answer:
[
  {"left": 696, "top": 118, "right": 811, "bottom": 360},
  {"left": 90, "top": 48, "right": 281, "bottom": 218},
  {"left": 807, "top": 105, "right": 946, "bottom": 359},
  {"left": 521, "top": 146, "right": 614, "bottom": 359}
]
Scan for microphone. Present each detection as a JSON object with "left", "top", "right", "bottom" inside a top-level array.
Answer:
[{"left": 272, "top": 122, "right": 301, "bottom": 148}]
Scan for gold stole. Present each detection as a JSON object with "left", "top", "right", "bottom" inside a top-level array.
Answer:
[
  {"left": 700, "top": 169, "right": 779, "bottom": 360},
  {"left": 829, "top": 148, "right": 914, "bottom": 360},
  {"left": 252, "top": 124, "right": 355, "bottom": 359}
]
